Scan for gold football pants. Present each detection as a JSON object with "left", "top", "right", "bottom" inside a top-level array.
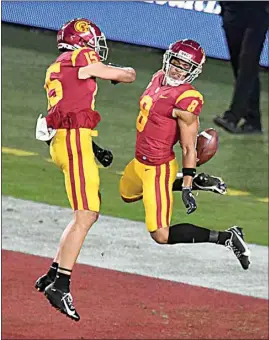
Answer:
[
  {"left": 120, "top": 158, "right": 178, "bottom": 232},
  {"left": 50, "top": 128, "right": 100, "bottom": 212}
]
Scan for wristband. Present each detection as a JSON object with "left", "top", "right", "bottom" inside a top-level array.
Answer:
[{"left": 182, "top": 168, "right": 196, "bottom": 177}]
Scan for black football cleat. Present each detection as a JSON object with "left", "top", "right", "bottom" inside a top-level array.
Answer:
[
  {"left": 35, "top": 274, "right": 54, "bottom": 292},
  {"left": 192, "top": 173, "right": 227, "bottom": 195},
  {"left": 173, "top": 172, "right": 227, "bottom": 195},
  {"left": 44, "top": 283, "right": 80, "bottom": 321},
  {"left": 225, "top": 226, "right": 251, "bottom": 270}
]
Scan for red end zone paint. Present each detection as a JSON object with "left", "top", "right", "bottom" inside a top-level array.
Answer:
[{"left": 2, "top": 250, "right": 268, "bottom": 339}]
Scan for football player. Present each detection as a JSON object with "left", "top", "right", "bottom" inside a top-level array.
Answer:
[
  {"left": 35, "top": 18, "right": 136, "bottom": 321},
  {"left": 120, "top": 40, "right": 250, "bottom": 271}
]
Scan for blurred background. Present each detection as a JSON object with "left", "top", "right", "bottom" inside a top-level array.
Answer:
[{"left": 2, "top": 1, "right": 268, "bottom": 245}]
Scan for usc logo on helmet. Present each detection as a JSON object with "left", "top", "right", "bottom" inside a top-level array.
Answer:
[{"left": 74, "top": 20, "right": 90, "bottom": 33}]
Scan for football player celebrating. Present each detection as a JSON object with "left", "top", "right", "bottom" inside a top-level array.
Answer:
[
  {"left": 120, "top": 40, "right": 250, "bottom": 270},
  {"left": 35, "top": 18, "right": 136, "bottom": 321}
]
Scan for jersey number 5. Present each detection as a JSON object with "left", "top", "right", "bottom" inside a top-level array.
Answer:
[
  {"left": 136, "top": 95, "right": 153, "bottom": 132},
  {"left": 45, "top": 62, "right": 63, "bottom": 110}
]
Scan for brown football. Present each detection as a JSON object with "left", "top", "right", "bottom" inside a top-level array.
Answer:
[{"left": 196, "top": 128, "right": 219, "bottom": 166}]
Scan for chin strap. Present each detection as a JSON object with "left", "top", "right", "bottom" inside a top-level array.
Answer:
[{"left": 165, "top": 75, "right": 186, "bottom": 87}]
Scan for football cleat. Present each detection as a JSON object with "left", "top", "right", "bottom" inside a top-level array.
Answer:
[
  {"left": 225, "top": 226, "right": 251, "bottom": 270},
  {"left": 35, "top": 274, "right": 54, "bottom": 292},
  {"left": 44, "top": 283, "right": 80, "bottom": 321},
  {"left": 173, "top": 172, "right": 227, "bottom": 195},
  {"left": 192, "top": 173, "right": 227, "bottom": 195}
]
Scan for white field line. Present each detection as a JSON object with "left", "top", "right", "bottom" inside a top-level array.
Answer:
[{"left": 2, "top": 196, "right": 268, "bottom": 299}]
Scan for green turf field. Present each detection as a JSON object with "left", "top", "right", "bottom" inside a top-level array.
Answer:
[{"left": 2, "top": 23, "right": 268, "bottom": 245}]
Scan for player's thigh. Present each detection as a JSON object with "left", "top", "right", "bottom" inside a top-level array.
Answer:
[
  {"left": 50, "top": 128, "right": 100, "bottom": 212},
  {"left": 120, "top": 158, "right": 143, "bottom": 201},
  {"left": 143, "top": 159, "right": 178, "bottom": 232}
]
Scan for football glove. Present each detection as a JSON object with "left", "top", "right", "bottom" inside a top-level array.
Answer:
[
  {"left": 35, "top": 114, "right": 56, "bottom": 141},
  {"left": 111, "top": 80, "right": 120, "bottom": 85},
  {"left": 182, "top": 188, "right": 197, "bottom": 215},
  {"left": 92, "top": 141, "right": 113, "bottom": 167}
]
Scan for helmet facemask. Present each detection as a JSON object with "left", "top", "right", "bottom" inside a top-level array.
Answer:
[
  {"left": 163, "top": 50, "right": 203, "bottom": 86},
  {"left": 86, "top": 32, "right": 108, "bottom": 61}
]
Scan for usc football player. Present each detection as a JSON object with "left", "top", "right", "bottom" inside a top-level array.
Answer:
[
  {"left": 35, "top": 18, "right": 136, "bottom": 321},
  {"left": 120, "top": 40, "right": 250, "bottom": 271}
]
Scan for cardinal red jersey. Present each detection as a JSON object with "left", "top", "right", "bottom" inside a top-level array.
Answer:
[
  {"left": 44, "top": 47, "right": 101, "bottom": 129},
  {"left": 135, "top": 70, "right": 204, "bottom": 165}
]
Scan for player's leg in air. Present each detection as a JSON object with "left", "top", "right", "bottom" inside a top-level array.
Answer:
[
  {"left": 120, "top": 158, "right": 250, "bottom": 270},
  {"left": 35, "top": 129, "right": 101, "bottom": 321}
]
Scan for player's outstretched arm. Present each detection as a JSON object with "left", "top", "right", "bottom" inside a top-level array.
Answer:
[{"left": 78, "top": 62, "right": 136, "bottom": 83}]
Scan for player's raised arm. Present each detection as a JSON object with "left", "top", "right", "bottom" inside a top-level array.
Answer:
[{"left": 78, "top": 61, "right": 136, "bottom": 83}]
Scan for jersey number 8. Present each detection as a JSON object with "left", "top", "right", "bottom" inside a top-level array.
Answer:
[
  {"left": 136, "top": 95, "right": 153, "bottom": 132},
  {"left": 187, "top": 99, "right": 199, "bottom": 113}
]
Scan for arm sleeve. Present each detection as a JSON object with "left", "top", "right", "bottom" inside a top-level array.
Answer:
[
  {"left": 71, "top": 48, "right": 101, "bottom": 67},
  {"left": 175, "top": 89, "right": 204, "bottom": 115}
]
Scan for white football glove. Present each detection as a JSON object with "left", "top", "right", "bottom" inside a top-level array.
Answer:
[{"left": 35, "top": 114, "right": 56, "bottom": 141}]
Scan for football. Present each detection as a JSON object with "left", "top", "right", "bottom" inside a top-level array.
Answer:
[{"left": 196, "top": 128, "right": 219, "bottom": 166}]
